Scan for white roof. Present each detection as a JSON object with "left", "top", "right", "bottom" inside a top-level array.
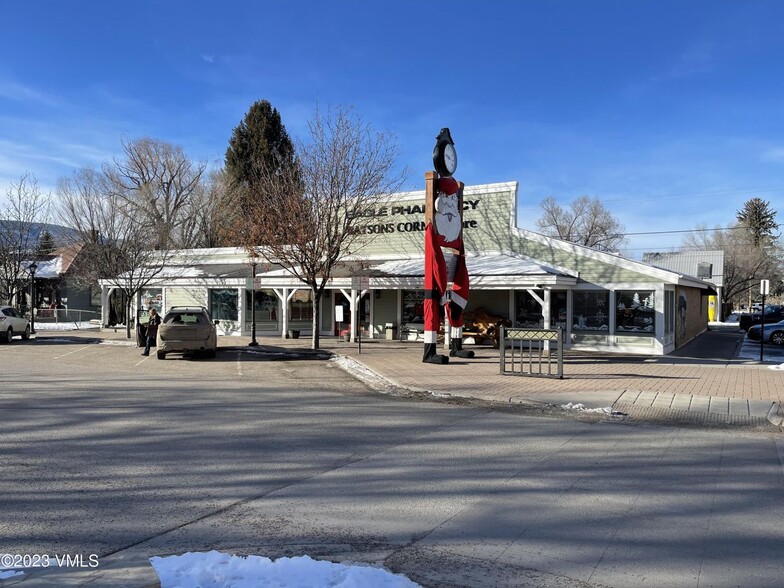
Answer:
[{"left": 371, "top": 253, "right": 575, "bottom": 278}]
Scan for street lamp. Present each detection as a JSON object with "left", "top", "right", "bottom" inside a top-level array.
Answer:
[
  {"left": 249, "top": 260, "right": 258, "bottom": 347},
  {"left": 28, "top": 261, "right": 37, "bottom": 334}
]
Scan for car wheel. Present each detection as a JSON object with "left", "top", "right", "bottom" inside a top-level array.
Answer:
[
  {"left": 770, "top": 330, "right": 784, "bottom": 346},
  {"left": 22, "top": 325, "right": 30, "bottom": 340},
  {"left": 156, "top": 351, "right": 166, "bottom": 360},
  {"left": 5, "top": 327, "right": 13, "bottom": 343}
]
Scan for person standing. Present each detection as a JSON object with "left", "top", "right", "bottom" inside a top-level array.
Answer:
[{"left": 142, "top": 308, "right": 162, "bottom": 356}]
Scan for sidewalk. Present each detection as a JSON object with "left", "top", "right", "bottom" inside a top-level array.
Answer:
[{"left": 221, "top": 327, "right": 784, "bottom": 429}]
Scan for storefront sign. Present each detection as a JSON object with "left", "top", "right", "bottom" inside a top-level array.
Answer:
[{"left": 349, "top": 199, "right": 481, "bottom": 236}]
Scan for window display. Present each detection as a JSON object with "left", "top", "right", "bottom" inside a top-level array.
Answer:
[
  {"left": 210, "top": 289, "right": 238, "bottom": 321},
  {"left": 615, "top": 290, "right": 655, "bottom": 334},
  {"left": 514, "top": 291, "right": 543, "bottom": 327},
  {"left": 401, "top": 290, "right": 425, "bottom": 324},
  {"left": 573, "top": 291, "right": 610, "bottom": 332},
  {"left": 289, "top": 289, "right": 314, "bottom": 321}
]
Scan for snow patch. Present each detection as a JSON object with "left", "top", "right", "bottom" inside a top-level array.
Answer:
[
  {"left": 0, "top": 570, "right": 24, "bottom": 579},
  {"left": 150, "top": 551, "right": 421, "bottom": 588},
  {"left": 331, "top": 355, "right": 392, "bottom": 391},
  {"left": 562, "top": 402, "right": 624, "bottom": 416},
  {"left": 769, "top": 363, "right": 784, "bottom": 371},
  {"left": 34, "top": 322, "right": 100, "bottom": 331}
]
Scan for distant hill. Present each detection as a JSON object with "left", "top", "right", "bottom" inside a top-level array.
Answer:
[{"left": 0, "top": 221, "right": 81, "bottom": 246}]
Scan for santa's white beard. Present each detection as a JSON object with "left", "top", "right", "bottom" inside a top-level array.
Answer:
[{"left": 435, "top": 195, "right": 461, "bottom": 243}]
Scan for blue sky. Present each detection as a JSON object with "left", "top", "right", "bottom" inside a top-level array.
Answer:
[{"left": 2, "top": 1, "right": 783, "bottom": 257}]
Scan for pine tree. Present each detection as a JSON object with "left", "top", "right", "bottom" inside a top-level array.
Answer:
[
  {"left": 36, "top": 230, "right": 56, "bottom": 257},
  {"left": 225, "top": 100, "right": 296, "bottom": 194},
  {"left": 736, "top": 197, "right": 779, "bottom": 248}
]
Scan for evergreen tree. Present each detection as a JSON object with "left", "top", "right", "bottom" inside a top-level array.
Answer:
[
  {"left": 36, "top": 230, "right": 56, "bottom": 257},
  {"left": 225, "top": 100, "right": 296, "bottom": 194},
  {"left": 736, "top": 197, "right": 779, "bottom": 247},
  {"left": 223, "top": 100, "right": 297, "bottom": 247}
]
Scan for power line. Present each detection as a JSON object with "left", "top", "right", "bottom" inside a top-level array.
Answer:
[{"left": 622, "top": 226, "right": 745, "bottom": 237}]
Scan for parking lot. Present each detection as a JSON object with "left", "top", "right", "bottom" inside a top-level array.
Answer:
[{"left": 2, "top": 331, "right": 784, "bottom": 587}]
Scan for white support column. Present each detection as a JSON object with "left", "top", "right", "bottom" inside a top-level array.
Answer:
[
  {"left": 609, "top": 290, "right": 617, "bottom": 341},
  {"left": 655, "top": 284, "right": 665, "bottom": 353},
  {"left": 101, "top": 286, "right": 110, "bottom": 326},
  {"left": 542, "top": 288, "right": 552, "bottom": 352},
  {"left": 566, "top": 290, "right": 573, "bottom": 345},
  {"left": 237, "top": 287, "right": 244, "bottom": 335},
  {"left": 286, "top": 288, "right": 297, "bottom": 336}
]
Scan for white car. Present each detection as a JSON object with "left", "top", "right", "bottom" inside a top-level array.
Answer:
[{"left": 0, "top": 305, "right": 31, "bottom": 342}]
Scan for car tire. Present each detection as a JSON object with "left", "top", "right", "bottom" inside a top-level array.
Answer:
[
  {"left": 770, "top": 330, "right": 784, "bottom": 346},
  {"left": 156, "top": 351, "right": 166, "bottom": 360},
  {"left": 5, "top": 327, "right": 13, "bottom": 343},
  {"left": 22, "top": 325, "right": 30, "bottom": 340},
  {"left": 205, "top": 349, "right": 216, "bottom": 359}
]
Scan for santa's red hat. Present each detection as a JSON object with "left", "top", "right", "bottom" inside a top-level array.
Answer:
[{"left": 437, "top": 176, "right": 459, "bottom": 195}]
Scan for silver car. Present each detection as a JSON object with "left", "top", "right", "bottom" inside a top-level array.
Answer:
[
  {"left": 0, "top": 305, "right": 31, "bottom": 342},
  {"left": 156, "top": 306, "right": 218, "bottom": 359}
]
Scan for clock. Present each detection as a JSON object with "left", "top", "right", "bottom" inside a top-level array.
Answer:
[{"left": 433, "top": 128, "right": 457, "bottom": 177}]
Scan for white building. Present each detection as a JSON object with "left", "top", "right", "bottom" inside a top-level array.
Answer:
[{"left": 101, "top": 182, "right": 716, "bottom": 355}]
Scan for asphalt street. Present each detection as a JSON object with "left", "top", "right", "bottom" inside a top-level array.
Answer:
[{"left": 2, "top": 333, "right": 784, "bottom": 587}]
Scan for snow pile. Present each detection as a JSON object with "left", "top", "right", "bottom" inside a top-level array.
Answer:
[
  {"left": 0, "top": 570, "right": 23, "bottom": 579},
  {"left": 562, "top": 402, "right": 622, "bottom": 416},
  {"left": 331, "top": 355, "right": 392, "bottom": 391},
  {"left": 35, "top": 322, "right": 99, "bottom": 331},
  {"left": 150, "top": 552, "right": 421, "bottom": 588},
  {"left": 769, "top": 364, "right": 784, "bottom": 371}
]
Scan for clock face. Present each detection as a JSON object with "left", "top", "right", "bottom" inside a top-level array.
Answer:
[{"left": 443, "top": 143, "right": 457, "bottom": 174}]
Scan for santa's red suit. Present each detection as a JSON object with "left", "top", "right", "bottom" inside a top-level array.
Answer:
[{"left": 423, "top": 177, "right": 474, "bottom": 363}]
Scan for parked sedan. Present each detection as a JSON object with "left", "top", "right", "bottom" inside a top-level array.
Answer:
[
  {"left": 0, "top": 305, "right": 30, "bottom": 342},
  {"left": 738, "top": 304, "right": 784, "bottom": 331},
  {"left": 156, "top": 306, "right": 218, "bottom": 359},
  {"left": 746, "top": 320, "right": 784, "bottom": 345}
]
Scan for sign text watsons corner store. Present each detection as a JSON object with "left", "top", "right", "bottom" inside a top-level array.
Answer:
[{"left": 347, "top": 199, "right": 481, "bottom": 236}]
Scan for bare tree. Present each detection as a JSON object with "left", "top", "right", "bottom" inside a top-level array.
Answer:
[
  {"left": 57, "top": 168, "right": 175, "bottom": 339},
  {"left": 536, "top": 195, "right": 627, "bottom": 252},
  {"left": 682, "top": 224, "right": 783, "bottom": 305},
  {"left": 105, "top": 138, "right": 206, "bottom": 249},
  {"left": 229, "top": 105, "right": 406, "bottom": 349},
  {"left": 0, "top": 173, "right": 50, "bottom": 307},
  {"left": 178, "top": 168, "right": 232, "bottom": 248}
]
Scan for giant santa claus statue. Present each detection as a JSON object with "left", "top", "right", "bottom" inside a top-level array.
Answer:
[{"left": 423, "top": 129, "right": 475, "bottom": 364}]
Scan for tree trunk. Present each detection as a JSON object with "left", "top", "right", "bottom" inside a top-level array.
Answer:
[
  {"left": 311, "top": 291, "right": 321, "bottom": 350},
  {"left": 126, "top": 296, "right": 133, "bottom": 340}
]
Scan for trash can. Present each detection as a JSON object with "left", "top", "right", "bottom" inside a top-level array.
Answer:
[
  {"left": 385, "top": 323, "right": 397, "bottom": 340},
  {"left": 287, "top": 329, "right": 300, "bottom": 339},
  {"left": 136, "top": 322, "right": 148, "bottom": 347}
]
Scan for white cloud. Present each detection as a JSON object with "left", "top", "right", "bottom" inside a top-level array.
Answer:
[
  {"left": 761, "top": 148, "right": 784, "bottom": 163},
  {"left": 0, "top": 80, "right": 63, "bottom": 108}
]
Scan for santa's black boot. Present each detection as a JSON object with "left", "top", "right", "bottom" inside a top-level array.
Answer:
[
  {"left": 449, "top": 338, "right": 475, "bottom": 359},
  {"left": 423, "top": 343, "right": 449, "bottom": 364}
]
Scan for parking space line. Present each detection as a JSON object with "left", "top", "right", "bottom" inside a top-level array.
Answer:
[
  {"left": 53, "top": 345, "right": 94, "bottom": 360},
  {"left": 134, "top": 355, "right": 151, "bottom": 367},
  {"left": 236, "top": 350, "right": 243, "bottom": 377}
]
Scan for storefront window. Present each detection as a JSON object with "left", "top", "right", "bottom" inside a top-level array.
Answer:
[
  {"left": 401, "top": 290, "right": 425, "bottom": 324},
  {"left": 550, "top": 291, "right": 567, "bottom": 330},
  {"left": 139, "top": 288, "right": 163, "bottom": 323},
  {"left": 210, "top": 289, "right": 238, "bottom": 321},
  {"left": 245, "top": 289, "right": 279, "bottom": 325},
  {"left": 616, "top": 290, "right": 655, "bottom": 335},
  {"left": 289, "top": 289, "right": 313, "bottom": 321},
  {"left": 573, "top": 291, "right": 610, "bottom": 332},
  {"left": 514, "top": 291, "right": 543, "bottom": 327}
]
